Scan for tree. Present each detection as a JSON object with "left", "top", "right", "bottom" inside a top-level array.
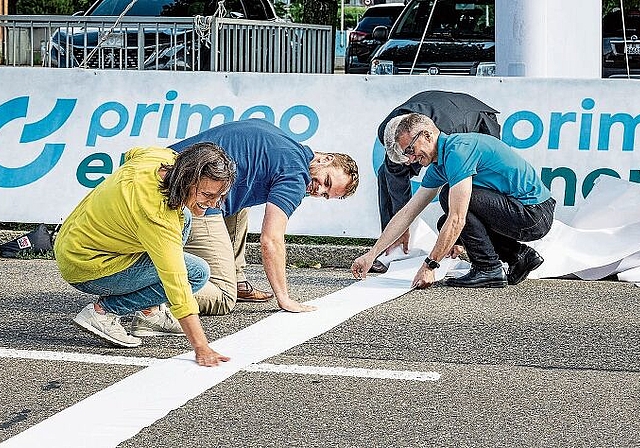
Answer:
[
  {"left": 15, "top": 0, "right": 92, "bottom": 14},
  {"left": 301, "top": 0, "right": 338, "bottom": 26},
  {"left": 275, "top": 0, "right": 362, "bottom": 28},
  {"left": 603, "top": 0, "right": 640, "bottom": 14}
]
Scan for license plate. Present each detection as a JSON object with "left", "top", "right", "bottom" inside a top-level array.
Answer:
[
  {"left": 99, "top": 32, "right": 124, "bottom": 48},
  {"left": 626, "top": 43, "right": 640, "bottom": 55}
]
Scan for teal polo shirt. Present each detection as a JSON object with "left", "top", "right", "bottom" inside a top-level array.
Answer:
[{"left": 420, "top": 132, "right": 551, "bottom": 205}]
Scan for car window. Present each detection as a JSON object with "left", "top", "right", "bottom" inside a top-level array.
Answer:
[
  {"left": 223, "top": 0, "right": 245, "bottom": 17},
  {"left": 86, "top": 0, "right": 273, "bottom": 19},
  {"left": 392, "top": 0, "right": 494, "bottom": 40},
  {"left": 356, "top": 16, "right": 398, "bottom": 33},
  {"left": 244, "top": 0, "right": 276, "bottom": 20},
  {"left": 160, "top": 0, "right": 212, "bottom": 17},
  {"left": 362, "top": 6, "right": 404, "bottom": 18},
  {"left": 88, "top": 0, "right": 182, "bottom": 16},
  {"left": 603, "top": 10, "right": 640, "bottom": 37}
]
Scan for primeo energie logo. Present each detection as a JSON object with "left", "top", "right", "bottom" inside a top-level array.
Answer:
[
  {"left": 371, "top": 97, "right": 640, "bottom": 206},
  {"left": 2, "top": 92, "right": 639, "bottom": 207},
  {"left": 0, "top": 96, "right": 76, "bottom": 188},
  {"left": 0, "top": 90, "right": 319, "bottom": 189}
]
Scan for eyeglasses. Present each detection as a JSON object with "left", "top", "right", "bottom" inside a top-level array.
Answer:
[{"left": 401, "top": 130, "right": 424, "bottom": 157}]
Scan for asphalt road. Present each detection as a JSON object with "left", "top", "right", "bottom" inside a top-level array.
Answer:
[{"left": 0, "top": 257, "right": 639, "bottom": 447}]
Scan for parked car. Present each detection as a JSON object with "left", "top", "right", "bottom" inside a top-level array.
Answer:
[
  {"left": 45, "top": 0, "right": 278, "bottom": 70},
  {"left": 345, "top": 3, "right": 405, "bottom": 74},
  {"left": 602, "top": 8, "right": 640, "bottom": 78},
  {"left": 82, "top": 0, "right": 277, "bottom": 19},
  {"left": 368, "top": 0, "right": 495, "bottom": 76}
]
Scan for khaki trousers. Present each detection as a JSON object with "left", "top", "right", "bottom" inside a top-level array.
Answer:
[
  {"left": 184, "top": 209, "right": 249, "bottom": 315},
  {"left": 223, "top": 208, "right": 249, "bottom": 283}
]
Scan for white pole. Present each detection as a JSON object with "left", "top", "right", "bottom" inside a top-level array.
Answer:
[
  {"left": 495, "top": 0, "right": 602, "bottom": 78},
  {"left": 341, "top": 0, "right": 345, "bottom": 46}
]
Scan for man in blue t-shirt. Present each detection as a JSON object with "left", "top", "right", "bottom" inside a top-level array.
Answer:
[
  {"left": 351, "top": 113, "right": 555, "bottom": 288},
  {"left": 171, "top": 119, "right": 359, "bottom": 313}
]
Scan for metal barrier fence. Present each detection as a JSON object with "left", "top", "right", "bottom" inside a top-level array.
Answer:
[{"left": 0, "top": 15, "right": 333, "bottom": 73}]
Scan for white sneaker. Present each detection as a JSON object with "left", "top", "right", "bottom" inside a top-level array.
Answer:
[
  {"left": 131, "top": 304, "right": 185, "bottom": 337},
  {"left": 73, "top": 304, "right": 142, "bottom": 348}
]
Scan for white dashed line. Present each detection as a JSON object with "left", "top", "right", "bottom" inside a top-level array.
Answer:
[
  {"left": 0, "top": 348, "right": 159, "bottom": 366},
  {"left": 0, "top": 348, "right": 441, "bottom": 381},
  {"left": 244, "top": 362, "right": 441, "bottom": 382}
]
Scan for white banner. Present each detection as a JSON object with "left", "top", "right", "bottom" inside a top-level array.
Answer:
[{"left": 1, "top": 68, "right": 639, "bottom": 238}]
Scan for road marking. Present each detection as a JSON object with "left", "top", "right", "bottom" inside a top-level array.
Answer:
[
  {"left": 0, "top": 348, "right": 158, "bottom": 366},
  {"left": 245, "top": 362, "right": 441, "bottom": 382},
  {"left": 0, "top": 348, "right": 440, "bottom": 381},
  {"left": 1, "top": 257, "right": 428, "bottom": 448}
]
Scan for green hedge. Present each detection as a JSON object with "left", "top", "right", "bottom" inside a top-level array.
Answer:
[
  {"left": 341, "top": 6, "right": 367, "bottom": 29},
  {"left": 275, "top": 1, "right": 366, "bottom": 29}
]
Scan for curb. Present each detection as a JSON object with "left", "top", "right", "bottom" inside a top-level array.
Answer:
[
  {"left": 0, "top": 230, "right": 369, "bottom": 269},
  {"left": 0, "top": 230, "right": 23, "bottom": 245},
  {"left": 246, "top": 242, "right": 368, "bottom": 268}
]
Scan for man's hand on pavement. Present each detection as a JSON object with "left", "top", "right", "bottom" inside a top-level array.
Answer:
[{"left": 278, "top": 297, "right": 317, "bottom": 312}]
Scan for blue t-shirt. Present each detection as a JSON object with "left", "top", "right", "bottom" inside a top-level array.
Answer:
[
  {"left": 421, "top": 133, "right": 551, "bottom": 205},
  {"left": 170, "top": 119, "right": 314, "bottom": 217}
]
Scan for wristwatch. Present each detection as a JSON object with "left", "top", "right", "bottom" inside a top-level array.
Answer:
[{"left": 424, "top": 257, "right": 440, "bottom": 270}]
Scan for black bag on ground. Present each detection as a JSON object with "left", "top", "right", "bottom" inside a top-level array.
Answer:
[{"left": 0, "top": 224, "right": 53, "bottom": 258}]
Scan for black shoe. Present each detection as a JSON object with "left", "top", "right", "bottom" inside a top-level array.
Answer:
[
  {"left": 368, "top": 259, "right": 388, "bottom": 274},
  {"left": 507, "top": 247, "right": 544, "bottom": 285},
  {"left": 445, "top": 265, "right": 507, "bottom": 288}
]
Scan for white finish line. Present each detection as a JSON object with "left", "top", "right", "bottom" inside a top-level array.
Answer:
[
  {"left": 0, "top": 348, "right": 440, "bottom": 382},
  {"left": 1, "top": 257, "right": 442, "bottom": 448}
]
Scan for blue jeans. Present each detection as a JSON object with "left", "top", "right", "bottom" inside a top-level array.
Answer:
[
  {"left": 439, "top": 185, "right": 555, "bottom": 269},
  {"left": 71, "top": 208, "right": 210, "bottom": 315}
]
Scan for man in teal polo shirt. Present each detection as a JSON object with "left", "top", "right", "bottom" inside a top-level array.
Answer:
[{"left": 351, "top": 113, "right": 555, "bottom": 288}]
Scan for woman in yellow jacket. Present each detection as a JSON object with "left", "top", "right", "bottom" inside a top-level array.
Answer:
[{"left": 55, "top": 142, "right": 235, "bottom": 367}]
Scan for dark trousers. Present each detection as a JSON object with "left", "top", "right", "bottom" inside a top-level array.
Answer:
[
  {"left": 439, "top": 184, "right": 556, "bottom": 269},
  {"left": 377, "top": 161, "right": 418, "bottom": 229}
]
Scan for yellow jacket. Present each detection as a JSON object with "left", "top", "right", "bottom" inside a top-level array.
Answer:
[{"left": 54, "top": 146, "right": 199, "bottom": 319}]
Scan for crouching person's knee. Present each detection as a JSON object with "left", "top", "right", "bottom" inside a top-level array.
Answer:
[{"left": 194, "top": 281, "right": 237, "bottom": 316}]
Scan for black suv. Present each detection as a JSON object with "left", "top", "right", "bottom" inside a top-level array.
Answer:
[
  {"left": 369, "top": 0, "right": 495, "bottom": 76},
  {"left": 46, "top": 0, "right": 278, "bottom": 69},
  {"left": 603, "top": 8, "right": 640, "bottom": 78},
  {"left": 345, "top": 3, "right": 405, "bottom": 74}
]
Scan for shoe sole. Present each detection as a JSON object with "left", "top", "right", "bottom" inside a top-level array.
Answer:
[
  {"left": 368, "top": 262, "right": 388, "bottom": 274},
  {"left": 73, "top": 316, "right": 141, "bottom": 348},
  {"left": 131, "top": 329, "right": 186, "bottom": 337},
  {"left": 508, "top": 257, "right": 544, "bottom": 285},
  {"left": 445, "top": 280, "right": 507, "bottom": 288},
  {"left": 236, "top": 297, "right": 272, "bottom": 303}
]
